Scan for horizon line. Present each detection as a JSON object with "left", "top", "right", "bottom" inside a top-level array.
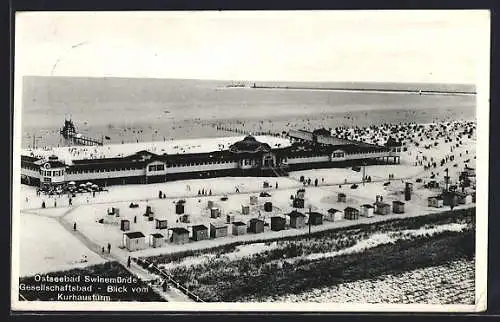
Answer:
[{"left": 23, "top": 75, "right": 476, "bottom": 87}]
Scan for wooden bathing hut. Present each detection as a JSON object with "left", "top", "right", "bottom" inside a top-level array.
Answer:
[
  {"left": 155, "top": 218, "right": 168, "bottom": 230},
  {"left": 428, "top": 196, "right": 444, "bottom": 208},
  {"left": 226, "top": 213, "right": 236, "bottom": 224},
  {"left": 287, "top": 210, "right": 306, "bottom": 229},
  {"left": 326, "top": 208, "right": 340, "bottom": 221},
  {"left": 175, "top": 202, "right": 185, "bottom": 215},
  {"left": 123, "top": 232, "right": 146, "bottom": 252},
  {"left": 392, "top": 200, "right": 405, "bottom": 214},
  {"left": 270, "top": 216, "right": 286, "bottom": 231},
  {"left": 338, "top": 193, "right": 347, "bottom": 203},
  {"left": 249, "top": 218, "right": 265, "bottom": 233},
  {"left": 360, "top": 204, "right": 375, "bottom": 217},
  {"left": 241, "top": 205, "right": 250, "bottom": 215},
  {"left": 293, "top": 198, "right": 305, "bottom": 208},
  {"left": 192, "top": 225, "right": 209, "bottom": 241},
  {"left": 427, "top": 181, "right": 440, "bottom": 189},
  {"left": 308, "top": 212, "right": 323, "bottom": 225},
  {"left": 170, "top": 227, "right": 189, "bottom": 245},
  {"left": 210, "top": 207, "right": 221, "bottom": 218},
  {"left": 374, "top": 202, "right": 391, "bottom": 215},
  {"left": 210, "top": 222, "right": 228, "bottom": 238},
  {"left": 150, "top": 233, "right": 165, "bottom": 248},
  {"left": 232, "top": 221, "right": 247, "bottom": 236},
  {"left": 344, "top": 207, "right": 359, "bottom": 220},
  {"left": 120, "top": 219, "right": 130, "bottom": 231}
]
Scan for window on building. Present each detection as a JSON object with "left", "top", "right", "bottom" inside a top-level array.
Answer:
[
  {"left": 43, "top": 177, "right": 51, "bottom": 183},
  {"left": 148, "top": 164, "right": 165, "bottom": 172}
]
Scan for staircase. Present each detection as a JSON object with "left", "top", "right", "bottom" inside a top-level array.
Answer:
[{"left": 270, "top": 166, "right": 289, "bottom": 177}]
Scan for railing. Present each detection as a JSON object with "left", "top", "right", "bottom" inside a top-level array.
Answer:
[{"left": 134, "top": 258, "right": 205, "bottom": 303}]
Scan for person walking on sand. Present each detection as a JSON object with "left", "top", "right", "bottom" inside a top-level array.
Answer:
[
  {"left": 73, "top": 222, "right": 77, "bottom": 231},
  {"left": 102, "top": 246, "right": 105, "bottom": 254},
  {"left": 127, "top": 256, "right": 131, "bottom": 268},
  {"left": 107, "top": 243, "right": 111, "bottom": 254},
  {"left": 69, "top": 197, "right": 72, "bottom": 206},
  {"left": 54, "top": 200, "right": 57, "bottom": 208}
]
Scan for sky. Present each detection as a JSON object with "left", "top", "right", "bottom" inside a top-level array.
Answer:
[{"left": 15, "top": 10, "right": 490, "bottom": 84}]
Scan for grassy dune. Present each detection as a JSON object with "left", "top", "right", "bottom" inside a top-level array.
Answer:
[
  {"left": 148, "top": 208, "right": 475, "bottom": 302},
  {"left": 146, "top": 208, "right": 475, "bottom": 265}
]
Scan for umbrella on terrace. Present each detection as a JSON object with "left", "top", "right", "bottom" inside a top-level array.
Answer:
[
  {"left": 68, "top": 181, "right": 76, "bottom": 185},
  {"left": 86, "top": 182, "right": 93, "bottom": 186}
]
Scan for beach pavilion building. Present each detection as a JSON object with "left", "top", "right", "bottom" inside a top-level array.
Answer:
[{"left": 21, "top": 128, "right": 401, "bottom": 189}]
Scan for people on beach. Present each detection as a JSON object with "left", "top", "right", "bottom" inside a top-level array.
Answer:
[
  {"left": 107, "top": 243, "right": 111, "bottom": 254},
  {"left": 73, "top": 222, "right": 77, "bottom": 231}
]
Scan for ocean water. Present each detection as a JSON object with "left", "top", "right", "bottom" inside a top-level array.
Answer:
[{"left": 20, "top": 77, "right": 476, "bottom": 148}]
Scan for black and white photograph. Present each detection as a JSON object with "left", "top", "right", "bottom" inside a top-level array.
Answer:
[{"left": 11, "top": 10, "right": 490, "bottom": 311}]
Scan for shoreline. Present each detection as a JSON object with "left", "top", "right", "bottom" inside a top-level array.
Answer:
[{"left": 222, "top": 85, "right": 477, "bottom": 96}]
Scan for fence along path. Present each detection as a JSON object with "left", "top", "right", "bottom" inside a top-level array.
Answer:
[{"left": 134, "top": 257, "right": 205, "bottom": 303}]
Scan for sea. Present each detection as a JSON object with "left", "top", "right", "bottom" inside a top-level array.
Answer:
[{"left": 20, "top": 76, "right": 477, "bottom": 149}]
